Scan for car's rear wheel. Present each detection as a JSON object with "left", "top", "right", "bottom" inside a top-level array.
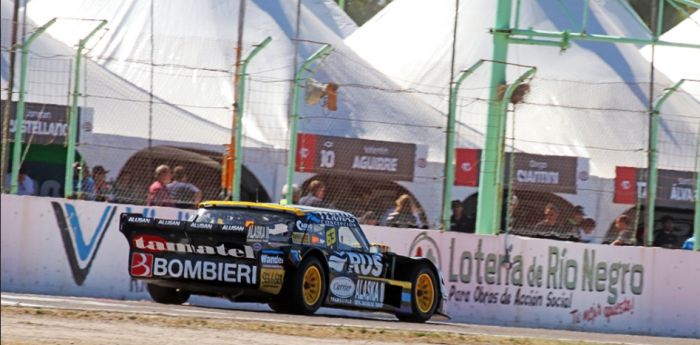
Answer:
[
  {"left": 147, "top": 283, "right": 190, "bottom": 305},
  {"left": 396, "top": 264, "right": 438, "bottom": 323},
  {"left": 277, "top": 256, "right": 326, "bottom": 315}
]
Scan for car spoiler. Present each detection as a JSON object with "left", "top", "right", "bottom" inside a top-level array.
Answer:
[{"left": 120, "top": 213, "right": 249, "bottom": 236}]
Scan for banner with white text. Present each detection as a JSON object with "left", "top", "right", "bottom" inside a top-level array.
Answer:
[{"left": 1, "top": 195, "right": 698, "bottom": 337}]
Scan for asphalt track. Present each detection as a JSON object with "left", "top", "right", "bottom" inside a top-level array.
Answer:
[{"left": 1, "top": 292, "right": 697, "bottom": 345}]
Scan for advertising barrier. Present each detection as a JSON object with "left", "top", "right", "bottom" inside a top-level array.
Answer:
[{"left": 1, "top": 195, "right": 698, "bottom": 337}]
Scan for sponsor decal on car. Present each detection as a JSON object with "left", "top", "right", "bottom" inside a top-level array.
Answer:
[
  {"left": 328, "top": 252, "right": 383, "bottom": 277},
  {"left": 354, "top": 279, "right": 385, "bottom": 308},
  {"left": 246, "top": 223, "right": 269, "bottom": 243},
  {"left": 155, "top": 219, "right": 182, "bottom": 227},
  {"left": 131, "top": 253, "right": 153, "bottom": 277},
  {"left": 127, "top": 216, "right": 152, "bottom": 224},
  {"left": 328, "top": 254, "right": 347, "bottom": 272},
  {"left": 259, "top": 268, "right": 285, "bottom": 294},
  {"left": 221, "top": 224, "right": 245, "bottom": 232},
  {"left": 133, "top": 235, "right": 255, "bottom": 259},
  {"left": 137, "top": 257, "right": 258, "bottom": 284},
  {"left": 291, "top": 232, "right": 311, "bottom": 244},
  {"left": 188, "top": 222, "right": 215, "bottom": 230},
  {"left": 261, "top": 254, "right": 284, "bottom": 269},
  {"left": 330, "top": 277, "right": 355, "bottom": 299}
]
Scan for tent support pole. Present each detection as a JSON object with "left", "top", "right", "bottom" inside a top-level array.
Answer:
[
  {"left": 647, "top": 79, "right": 685, "bottom": 246},
  {"left": 10, "top": 18, "right": 57, "bottom": 195},
  {"left": 231, "top": 36, "right": 271, "bottom": 201},
  {"left": 476, "top": 0, "right": 511, "bottom": 235},
  {"left": 443, "top": 60, "right": 485, "bottom": 228},
  {"left": 500, "top": 67, "right": 536, "bottom": 233},
  {"left": 65, "top": 20, "right": 107, "bottom": 198},
  {"left": 286, "top": 44, "right": 332, "bottom": 204}
]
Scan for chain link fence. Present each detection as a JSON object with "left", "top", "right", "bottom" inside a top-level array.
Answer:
[{"left": 2, "top": 18, "right": 698, "bottom": 247}]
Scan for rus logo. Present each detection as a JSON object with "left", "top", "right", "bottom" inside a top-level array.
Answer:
[{"left": 51, "top": 202, "right": 118, "bottom": 286}]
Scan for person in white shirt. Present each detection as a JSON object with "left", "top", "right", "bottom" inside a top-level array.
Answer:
[
  {"left": 6, "top": 165, "right": 35, "bottom": 196},
  {"left": 579, "top": 218, "right": 596, "bottom": 243}
]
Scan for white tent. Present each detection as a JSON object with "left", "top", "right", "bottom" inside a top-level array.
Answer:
[
  {"left": 640, "top": 11, "right": 700, "bottom": 103},
  {"left": 1, "top": 0, "right": 248, "bottom": 177},
  {"left": 345, "top": 0, "right": 700, "bottom": 179},
  {"left": 24, "top": 0, "right": 452, "bottom": 161}
]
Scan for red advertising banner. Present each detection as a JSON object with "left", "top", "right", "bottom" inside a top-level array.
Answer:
[
  {"left": 614, "top": 166, "right": 637, "bottom": 205},
  {"left": 295, "top": 133, "right": 317, "bottom": 173},
  {"left": 455, "top": 148, "right": 479, "bottom": 186}
]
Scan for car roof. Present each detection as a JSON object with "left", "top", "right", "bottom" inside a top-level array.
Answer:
[{"left": 198, "top": 201, "right": 356, "bottom": 218}]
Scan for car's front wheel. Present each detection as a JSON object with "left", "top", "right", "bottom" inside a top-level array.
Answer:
[
  {"left": 147, "top": 283, "right": 190, "bottom": 305},
  {"left": 396, "top": 264, "right": 438, "bottom": 323},
  {"left": 278, "top": 256, "right": 326, "bottom": 315}
]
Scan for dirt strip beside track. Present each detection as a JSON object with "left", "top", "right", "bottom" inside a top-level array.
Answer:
[{"left": 2, "top": 306, "right": 609, "bottom": 345}]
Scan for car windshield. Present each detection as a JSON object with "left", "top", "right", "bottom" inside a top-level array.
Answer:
[
  {"left": 193, "top": 208, "right": 295, "bottom": 243},
  {"left": 297, "top": 214, "right": 370, "bottom": 252}
]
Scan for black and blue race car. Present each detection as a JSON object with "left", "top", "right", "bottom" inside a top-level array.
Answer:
[{"left": 119, "top": 201, "right": 448, "bottom": 322}]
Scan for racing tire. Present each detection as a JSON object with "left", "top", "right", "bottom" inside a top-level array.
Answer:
[
  {"left": 395, "top": 264, "right": 438, "bottom": 323},
  {"left": 147, "top": 283, "right": 190, "bottom": 305},
  {"left": 279, "top": 256, "right": 326, "bottom": 315}
]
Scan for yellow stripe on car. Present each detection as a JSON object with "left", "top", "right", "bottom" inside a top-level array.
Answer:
[
  {"left": 198, "top": 201, "right": 306, "bottom": 216},
  {"left": 359, "top": 276, "right": 411, "bottom": 289}
]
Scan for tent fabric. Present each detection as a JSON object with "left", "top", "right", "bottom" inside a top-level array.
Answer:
[
  {"left": 345, "top": 0, "right": 700, "bottom": 178},
  {"left": 640, "top": 12, "right": 700, "bottom": 103},
  {"left": 1, "top": 0, "right": 251, "bottom": 179},
  {"left": 24, "top": 0, "right": 454, "bottom": 161}
]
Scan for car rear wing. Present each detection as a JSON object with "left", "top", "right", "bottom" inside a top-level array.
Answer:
[{"left": 119, "top": 213, "right": 258, "bottom": 255}]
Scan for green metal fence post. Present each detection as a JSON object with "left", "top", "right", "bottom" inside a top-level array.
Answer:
[
  {"left": 10, "top": 18, "right": 57, "bottom": 195},
  {"left": 64, "top": 20, "right": 107, "bottom": 198},
  {"left": 648, "top": 79, "right": 685, "bottom": 246},
  {"left": 671, "top": 0, "right": 700, "bottom": 9},
  {"left": 286, "top": 44, "right": 332, "bottom": 203},
  {"left": 476, "top": 0, "right": 512, "bottom": 235},
  {"left": 499, "top": 67, "right": 536, "bottom": 232},
  {"left": 442, "top": 60, "right": 485, "bottom": 229},
  {"left": 231, "top": 36, "right": 272, "bottom": 201}
]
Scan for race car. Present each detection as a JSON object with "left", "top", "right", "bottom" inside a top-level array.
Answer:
[{"left": 119, "top": 201, "right": 448, "bottom": 322}]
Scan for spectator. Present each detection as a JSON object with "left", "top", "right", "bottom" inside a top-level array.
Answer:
[
  {"left": 279, "top": 184, "right": 299, "bottom": 205},
  {"left": 450, "top": 200, "right": 474, "bottom": 233},
  {"left": 89, "top": 165, "right": 110, "bottom": 202},
  {"left": 6, "top": 165, "right": 35, "bottom": 196},
  {"left": 653, "top": 215, "right": 679, "bottom": 249},
  {"left": 358, "top": 211, "right": 379, "bottom": 226},
  {"left": 682, "top": 236, "right": 697, "bottom": 251},
  {"left": 532, "top": 203, "right": 560, "bottom": 238},
  {"left": 167, "top": 166, "right": 202, "bottom": 209},
  {"left": 298, "top": 180, "right": 333, "bottom": 208},
  {"left": 80, "top": 164, "right": 94, "bottom": 200},
  {"left": 610, "top": 215, "right": 634, "bottom": 246},
  {"left": 386, "top": 194, "right": 423, "bottom": 228},
  {"left": 579, "top": 218, "right": 596, "bottom": 243},
  {"left": 147, "top": 165, "right": 175, "bottom": 207},
  {"left": 112, "top": 172, "right": 141, "bottom": 204}
]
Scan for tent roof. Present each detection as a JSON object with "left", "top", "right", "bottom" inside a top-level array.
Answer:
[
  {"left": 345, "top": 0, "right": 700, "bottom": 177},
  {"left": 24, "top": 0, "right": 454, "bottom": 160},
  {"left": 640, "top": 11, "right": 700, "bottom": 103}
]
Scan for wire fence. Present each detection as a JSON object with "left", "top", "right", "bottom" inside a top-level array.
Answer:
[{"left": 1, "top": 18, "right": 698, "bottom": 248}]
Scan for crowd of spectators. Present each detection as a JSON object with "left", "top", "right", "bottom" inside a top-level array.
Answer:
[{"left": 6, "top": 165, "right": 697, "bottom": 250}]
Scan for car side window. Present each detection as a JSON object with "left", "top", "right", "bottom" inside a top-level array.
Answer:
[{"left": 337, "top": 226, "right": 364, "bottom": 252}]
